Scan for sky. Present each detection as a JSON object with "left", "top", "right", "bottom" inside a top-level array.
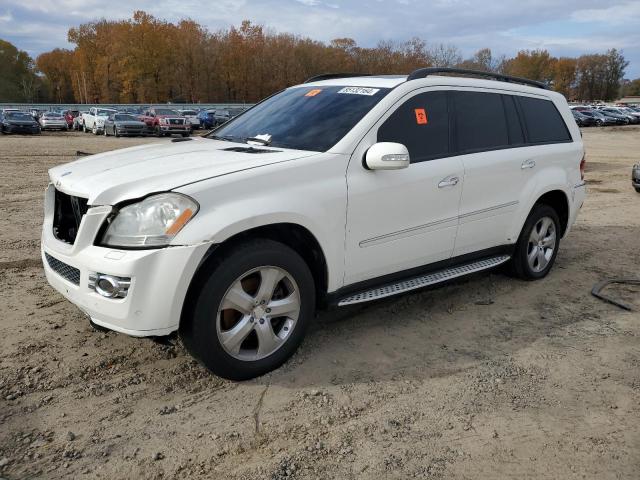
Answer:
[{"left": 1, "top": 0, "right": 639, "bottom": 78}]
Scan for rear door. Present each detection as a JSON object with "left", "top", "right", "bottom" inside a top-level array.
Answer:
[{"left": 451, "top": 90, "right": 529, "bottom": 256}]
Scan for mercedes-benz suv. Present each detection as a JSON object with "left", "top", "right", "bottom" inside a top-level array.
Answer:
[{"left": 42, "top": 69, "right": 586, "bottom": 380}]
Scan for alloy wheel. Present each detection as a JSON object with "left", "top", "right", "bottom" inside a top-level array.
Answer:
[
  {"left": 216, "top": 266, "right": 300, "bottom": 361},
  {"left": 526, "top": 216, "right": 556, "bottom": 273}
]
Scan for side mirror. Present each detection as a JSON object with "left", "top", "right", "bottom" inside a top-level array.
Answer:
[{"left": 364, "top": 142, "right": 410, "bottom": 170}]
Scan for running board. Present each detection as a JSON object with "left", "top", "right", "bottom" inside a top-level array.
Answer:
[{"left": 337, "top": 255, "right": 511, "bottom": 306}]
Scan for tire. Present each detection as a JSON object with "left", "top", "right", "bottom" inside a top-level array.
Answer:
[
  {"left": 104, "top": 126, "right": 108, "bottom": 136},
  {"left": 155, "top": 126, "right": 163, "bottom": 137},
  {"left": 596, "top": 119, "right": 603, "bottom": 127},
  {"left": 509, "top": 204, "right": 561, "bottom": 280},
  {"left": 114, "top": 127, "right": 119, "bottom": 138},
  {"left": 92, "top": 125, "right": 98, "bottom": 135},
  {"left": 181, "top": 132, "right": 189, "bottom": 137},
  {"left": 83, "top": 122, "right": 88, "bottom": 133},
  {"left": 181, "top": 239, "right": 315, "bottom": 380},
  {"left": 635, "top": 187, "right": 640, "bottom": 193}
]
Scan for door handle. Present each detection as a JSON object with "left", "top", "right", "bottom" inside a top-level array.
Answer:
[
  {"left": 521, "top": 159, "right": 536, "bottom": 169},
  {"left": 438, "top": 176, "right": 459, "bottom": 188}
]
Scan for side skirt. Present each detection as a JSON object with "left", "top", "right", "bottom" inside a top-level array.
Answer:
[{"left": 327, "top": 246, "right": 514, "bottom": 307}]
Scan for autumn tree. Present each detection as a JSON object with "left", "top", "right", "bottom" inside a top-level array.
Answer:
[{"left": 0, "top": 39, "right": 39, "bottom": 102}]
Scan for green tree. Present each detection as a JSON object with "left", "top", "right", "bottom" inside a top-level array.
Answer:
[{"left": 0, "top": 39, "right": 38, "bottom": 102}]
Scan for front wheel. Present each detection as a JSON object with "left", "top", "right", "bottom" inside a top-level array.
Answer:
[
  {"left": 509, "top": 204, "right": 561, "bottom": 280},
  {"left": 181, "top": 239, "right": 315, "bottom": 380}
]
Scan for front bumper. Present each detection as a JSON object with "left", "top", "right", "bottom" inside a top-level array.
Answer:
[
  {"left": 41, "top": 185, "right": 210, "bottom": 336},
  {"left": 159, "top": 124, "right": 190, "bottom": 133},
  {"left": 4, "top": 124, "right": 39, "bottom": 133}
]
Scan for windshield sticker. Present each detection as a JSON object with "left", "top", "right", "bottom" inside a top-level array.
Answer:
[
  {"left": 337, "top": 87, "right": 380, "bottom": 96},
  {"left": 305, "top": 89, "right": 322, "bottom": 97},
  {"left": 414, "top": 108, "right": 428, "bottom": 125}
]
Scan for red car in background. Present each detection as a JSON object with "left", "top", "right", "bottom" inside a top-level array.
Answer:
[
  {"left": 62, "top": 110, "right": 80, "bottom": 129},
  {"left": 140, "top": 107, "right": 190, "bottom": 137}
]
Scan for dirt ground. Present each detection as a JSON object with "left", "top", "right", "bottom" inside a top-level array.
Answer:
[{"left": 0, "top": 128, "right": 639, "bottom": 480}]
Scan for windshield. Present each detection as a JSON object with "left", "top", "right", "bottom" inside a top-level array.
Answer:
[
  {"left": 6, "top": 112, "right": 33, "bottom": 120},
  {"left": 154, "top": 108, "right": 178, "bottom": 115},
  {"left": 181, "top": 110, "right": 197, "bottom": 115},
  {"left": 44, "top": 113, "right": 63, "bottom": 118},
  {"left": 115, "top": 114, "right": 138, "bottom": 121},
  {"left": 97, "top": 109, "right": 116, "bottom": 116},
  {"left": 210, "top": 85, "right": 390, "bottom": 151}
]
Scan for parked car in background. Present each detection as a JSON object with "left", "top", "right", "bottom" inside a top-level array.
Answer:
[
  {"left": 72, "top": 111, "right": 88, "bottom": 130},
  {"left": 179, "top": 109, "right": 200, "bottom": 129},
  {"left": 212, "top": 109, "right": 232, "bottom": 126},
  {"left": 0, "top": 110, "right": 41, "bottom": 134},
  {"left": 605, "top": 106, "right": 640, "bottom": 123},
  {"left": 197, "top": 109, "right": 216, "bottom": 129},
  {"left": 39, "top": 112, "right": 68, "bottom": 131},
  {"left": 140, "top": 107, "right": 190, "bottom": 137},
  {"left": 599, "top": 107, "right": 637, "bottom": 124},
  {"left": 103, "top": 113, "right": 147, "bottom": 137},
  {"left": 572, "top": 110, "right": 596, "bottom": 127},
  {"left": 62, "top": 110, "right": 81, "bottom": 129},
  {"left": 575, "top": 109, "right": 616, "bottom": 126},
  {"left": 81, "top": 107, "right": 118, "bottom": 134}
]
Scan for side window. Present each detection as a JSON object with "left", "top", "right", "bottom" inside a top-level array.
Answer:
[
  {"left": 453, "top": 91, "right": 509, "bottom": 153},
  {"left": 377, "top": 91, "right": 449, "bottom": 163},
  {"left": 517, "top": 96, "right": 572, "bottom": 144},
  {"left": 502, "top": 95, "right": 525, "bottom": 145}
]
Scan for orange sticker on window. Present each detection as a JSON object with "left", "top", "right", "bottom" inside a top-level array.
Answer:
[
  {"left": 305, "top": 89, "right": 322, "bottom": 97},
  {"left": 415, "top": 108, "right": 428, "bottom": 125}
]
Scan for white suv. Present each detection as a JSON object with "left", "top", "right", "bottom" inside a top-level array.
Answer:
[{"left": 42, "top": 68, "right": 586, "bottom": 380}]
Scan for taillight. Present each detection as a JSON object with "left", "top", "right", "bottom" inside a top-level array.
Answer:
[{"left": 580, "top": 154, "right": 586, "bottom": 180}]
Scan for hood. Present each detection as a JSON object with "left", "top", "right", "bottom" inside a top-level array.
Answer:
[{"left": 49, "top": 137, "right": 318, "bottom": 205}]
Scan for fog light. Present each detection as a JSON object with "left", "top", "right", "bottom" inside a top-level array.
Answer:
[{"left": 88, "top": 273, "right": 131, "bottom": 298}]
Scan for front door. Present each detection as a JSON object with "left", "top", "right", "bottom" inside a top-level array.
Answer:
[{"left": 344, "top": 89, "right": 464, "bottom": 286}]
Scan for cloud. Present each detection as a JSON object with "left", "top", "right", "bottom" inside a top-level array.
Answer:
[{"left": 1, "top": 0, "right": 638, "bottom": 77}]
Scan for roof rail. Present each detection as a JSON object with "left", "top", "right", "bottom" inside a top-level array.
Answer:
[
  {"left": 304, "top": 73, "right": 372, "bottom": 83},
  {"left": 406, "top": 67, "right": 549, "bottom": 90}
]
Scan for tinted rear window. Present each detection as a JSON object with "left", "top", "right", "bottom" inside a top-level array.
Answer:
[
  {"left": 377, "top": 91, "right": 449, "bottom": 162},
  {"left": 453, "top": 91, "right": 509, "bottom": 152},
  {"left": 517, "top": 96, "right": 571, "bottom": 143}
]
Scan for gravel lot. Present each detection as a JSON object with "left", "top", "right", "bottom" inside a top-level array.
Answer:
[{"left": 1, "top": 129, "right": 639, "bottom": 479}]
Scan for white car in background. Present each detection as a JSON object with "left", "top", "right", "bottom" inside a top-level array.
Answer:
[
  {"left": 81, "top": 107, "right": 118, "bottom": 134},
  {"left": 42, "top": 69, "right": 585, "bottom": 380},
  {"left": 39, "top": 112, "right": 68, "bottom": 131},
  {"left": 179, "top": 109, "right": 200, "bottom": 129}
]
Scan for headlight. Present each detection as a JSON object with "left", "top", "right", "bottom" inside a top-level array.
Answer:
[{"left": 101, "top": 193, "right": 198, "bottom": 247}]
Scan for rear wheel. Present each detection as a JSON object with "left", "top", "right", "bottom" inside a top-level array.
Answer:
[
  {"left": 181, "top": 239, "right": 315, "bottom": 380},
  {"left": 509, "top": 204, "right": 561, "bottom": 280},
  {"left": 155, "top": 126, "right": 163, "bottom": 137}
]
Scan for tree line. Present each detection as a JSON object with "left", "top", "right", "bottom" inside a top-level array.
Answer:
[{"left": 0, "top": 11, "right": 633, "bottom": 104}]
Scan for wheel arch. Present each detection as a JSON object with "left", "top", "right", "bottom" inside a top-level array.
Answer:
[
  {"left": 179, "top": 222, "right": 330, "bottom": 331},
  {"left": 534, "top": 189, "right": 570, "bottom": 237}
]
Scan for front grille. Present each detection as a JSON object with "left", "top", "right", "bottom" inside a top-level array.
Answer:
[
  {"left": 53, "top": 189, "right": 89, "bottom": 244},
  {"left": 168, "top": 118, "right": 184, "bottom": 125},
  {"left": 45, "top": 253, "right": 80, "bottom": 285}
]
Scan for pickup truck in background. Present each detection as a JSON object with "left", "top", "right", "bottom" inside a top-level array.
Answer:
[
  {"left": 178, "top": 109, "right": 200, "bottom": 130},
  {"left": 140, "top": 107, "right": 191, "bottom": 137},
  {"left": 81, "top": 107, "right": 118, "bottom": 134}
]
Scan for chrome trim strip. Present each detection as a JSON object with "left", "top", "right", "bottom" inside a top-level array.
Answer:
[
  {"left": 359, "top": 215, "right": 458, "bottom": 248},
  {"left": 459, "top": 200, "right": 519, "bottom": 219},
  {"left": 573, "top": 181, "right": 586, "bottom": 188}
]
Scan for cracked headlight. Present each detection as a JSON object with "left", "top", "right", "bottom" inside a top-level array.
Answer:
[{"left": 101, "top": 193, "right": 198, "bottom": 247}]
